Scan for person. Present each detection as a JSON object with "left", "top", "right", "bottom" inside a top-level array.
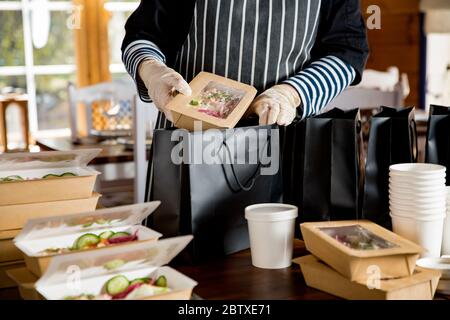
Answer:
[{"left": 122, "top": 0, "right": 369, "bottom": 200}]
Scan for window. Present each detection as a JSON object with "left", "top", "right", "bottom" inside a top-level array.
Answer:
[
  {"left": 0, "top": 0, "right": 76, "bottom": 134},
  {"left": 104, "top": 0, "right": 139, "bottom": 75},
  {"left": 0, "top": 0, "right": 139, "bottom": 136}
]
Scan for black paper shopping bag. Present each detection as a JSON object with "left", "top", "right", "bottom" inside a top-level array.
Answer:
[
  {"left": 150, "top": 124, "right": 282, "bottom": 262},
  {"left": 425, "top": 105, "right": 450, "bottom": 185},
  {"left": 362, "top": 107, "right": 417, "bottom": 229},
  {"left": 283, "top": 108, "right": 363, "bottom": 227}
]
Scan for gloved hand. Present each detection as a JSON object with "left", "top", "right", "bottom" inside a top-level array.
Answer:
[
  {"left": 249, "top": 84, "right": 301, "bottom": 126},
  {"left": 139, "top": 59, "right": 192, "bottom": 121}
]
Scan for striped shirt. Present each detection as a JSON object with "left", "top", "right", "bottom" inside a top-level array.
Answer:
[{"left": 122, "top": 0, "right": 367, "bottom": 121}]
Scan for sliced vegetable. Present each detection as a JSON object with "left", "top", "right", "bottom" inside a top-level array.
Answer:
[
  {"left": 99, "top": 231, "right": 114, "bottom": 239},
  {"left": 0, "top": 175, "right": 24, "bottom": 182},
  {"left": 42, "top": 174, "right": 60, "bottom": 179},
  {"left": 106, "top": 275, "right": 130, "bottom": 296},
  {"left": 60, "top": 172, "right": 77, "bottom": 177},
  {"left": 104, "top": 259, "right": 125, "bottom": 270},
  {"left": 95, "top": 218, "right": 108, "bottom": 225},
  {"left": 107, "top": 231, "right": 138, "bottom": 244},
  {"left": 190, "top": 99, "right": 200, "bottom": 106},
  {"left": 109, "top": 232, "right": 131, "bottom": 239},
  {"left": 155, "top": 275, "right": 167, "bottom": 287},
  {"left": 74, "top": 233, "right": 100, "bottom": 250},
  {"left": 82, "top": 222, "right": 94, "bottom": 228},
  {"left": 130, "top": 278, "right": 151, "bottom": 286}
]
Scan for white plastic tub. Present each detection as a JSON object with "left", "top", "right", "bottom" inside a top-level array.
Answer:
[{"left": 245, "top": 204, "right": 298, "bottom": 269}]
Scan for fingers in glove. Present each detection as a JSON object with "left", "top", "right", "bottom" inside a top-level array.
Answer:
[
  {"left": 161, "top": 72, "right": 192, "bottom": 96},
  {"left": 266, "top": 102, "right": 281, "bottom": 125},
  {"left": 277, "top": 107, "right": 296, "bottom": 126},
  {"left": 253, "top": 102, "right": 269, "bottom": 125}
]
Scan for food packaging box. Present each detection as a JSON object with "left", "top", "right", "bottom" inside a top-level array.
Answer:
[
  {"left": 6, "top": 268, "right": 42, "bottom": 300},
  {"left": 0, "top": 260, "right": 25, "bottom": 289},
  {"left": 36, "top": 235, "right": 197, "bottom": 300},
  {"left": 295, "top": 255, "right": 441, "bottom": 300},
  {"left": 0, "top": 149, "right": 101, "bottom": 206},
  {"left": 166, "top": 72, "right": 257, "bottom": 131},
  {"left": 0, "top": 230, "right": 22, "bottom": 263},
  {"left": 0, "top": 193, "right": 101, "bottom": 231},
  {"left": 14, "top": 202, "right": 163, "bottom": 277},
  {"left": 0, "top": 238, "right": 23, "bottom": 263},
  {"left": 300, "top": 220, "right": 423, "bottom": 281}
]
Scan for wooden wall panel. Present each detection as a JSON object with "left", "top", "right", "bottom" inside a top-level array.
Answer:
[{"left": 361, "top": 0, "right": 422, "bottom": 107}]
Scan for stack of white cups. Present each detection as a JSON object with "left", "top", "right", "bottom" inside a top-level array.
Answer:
[
  {"left": 442, "top": 187, "right": 450, "bottom": 255},
  {"left": 389, "top": 164, "right": 447, "bottom": 257}
]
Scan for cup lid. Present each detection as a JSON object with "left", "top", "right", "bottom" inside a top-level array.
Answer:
[
  {"left": 417, "top": 257, "right": 450, "bottom": 279},
  {"left": 245, "top": 203, "right": 298, "bottom": 222}
]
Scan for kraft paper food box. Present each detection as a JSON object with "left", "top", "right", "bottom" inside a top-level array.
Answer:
[
  {"left": 295, "top": 255, "right": 441, "bottom": 300},
  {"left": 35, "top": 235, "right": 197, "bottom": 300},
  {"left": 166, "top": 72, "right": 257, "bottom": 131},
  {"left": 14, "top": 202, "right": 162, "bottom": 277},
  {"left": 0, "top": 149, "right": 101, "bottom": 206},
  {"left": 6, "top": 268, "right": 42, "bottom": 300},
  {"left": 300, "top": 220, "right": 424, "bottom": 282},
  {"left": 0, "top": 193, "right": 101, "bottom": 232}
]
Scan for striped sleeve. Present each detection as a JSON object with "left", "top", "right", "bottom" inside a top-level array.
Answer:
[
  {"left": 283, "top": 55, "right": 356, "bottom": 119},
  {"left": 122, "top": 40, "right": 167, "bottom": 102}
]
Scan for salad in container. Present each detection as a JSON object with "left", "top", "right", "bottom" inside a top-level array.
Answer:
[
  {"left": 36, "top": 236, "right": 197, "bottom": 300},
  {"left": 0, "top": 149, "right": 101, "bottom": 206},
  {"left": 14, "top": 202, "right": 162, "bottom": 277}
]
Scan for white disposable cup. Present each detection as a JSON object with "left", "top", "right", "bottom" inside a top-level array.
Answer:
[
  {"left": 390, "top": 213, "right": 445, "bottom": 257},
  {"left": 388, "top": 181, "right": 445, "bottom": 192},
  {"left": 389, "top": 188, "right": 446, "bottom": 200},
  {"left": 389, "top": 168, "right": 447, "bottom": 181},
  {"left": 442, "top": 215, "right": 450, "bottom": 256},
  {"left": 389, "top": 177, "right": 446, "bottom": 187},
  {"left": 245, "top": 203, "right": 298, "bottom": 269},
  {"left": 390, "top": 163, "right": 446, "bottom": 176},
  {"left": 390, "top": 206, "right": 446, "bottom": 218},
  {"left": 389, "top": 190, "right": 447, "bottom": 203},
  {"left": 389, "top": 200, "right": 447, "bottom": 211},
  {"left": 389, "top": 195, "right": 446, "bottom": 208}
]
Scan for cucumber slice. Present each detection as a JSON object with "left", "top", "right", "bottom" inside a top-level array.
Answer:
[
  {"left": 155, "top": 275, "right": 167, "bottom": 287},
  {"left": 106, "top": 275, "right": 130, "bottom": 296},
  {"left": 74, "top": 233, "right": 100, "bottom": 250},
  {"left": 104, "top": 259, "right": 125, "bottom": 270},
  {"left": 42, "top": 174, "right": 60, "bottom": 179},
  {"left": 95, "top": 218, "right": 108, "bottom": 225},
  {"left": 109, "top": 232, "right": 131, "bottom": 240},
  {"left": 82, "top": 222, "right": 93, "bottom": 228},
  {"left": 130, "top": 277, "right": 151, "bottom": 286},
  {"left": 60, "top": 172, "right": 77, "bottom": 177},
  {"left": 190, "top": 99, "right": 200, "bottom": 106},
  {"left": 99, "top": 231, "right": 114, "bottom": 239},
  {"left": 2, "top": 175, "right": 24, "bottom": 182}
]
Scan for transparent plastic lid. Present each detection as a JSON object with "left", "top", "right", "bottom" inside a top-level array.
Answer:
[
  {"left": 36, "top": 235, "right": 193, "bottom": 287},
  {"left": 14, "top": 202, "right": 161, "bottom": 242},
  {"left": 0, "top": 149, "right": 101, "bottom": 172}
]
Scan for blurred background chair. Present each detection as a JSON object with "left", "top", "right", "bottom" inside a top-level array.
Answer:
[{"left": 67, "top": 78, "right": 157, "bottom": 205}]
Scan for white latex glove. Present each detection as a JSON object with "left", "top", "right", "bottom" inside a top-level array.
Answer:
[
  {"left": 249, "top": 84, "right": 301, "bottom": 126},
  {"left": 138, "top": 59, "right": 192, "bottom": 121}
]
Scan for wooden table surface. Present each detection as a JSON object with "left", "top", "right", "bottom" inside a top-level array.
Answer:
[
  {"left": 176, "top": 240, "right": 335, "bottom": 300},
  {"left": 36, "top": 136, "right": 134, "bottom": 165}
]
